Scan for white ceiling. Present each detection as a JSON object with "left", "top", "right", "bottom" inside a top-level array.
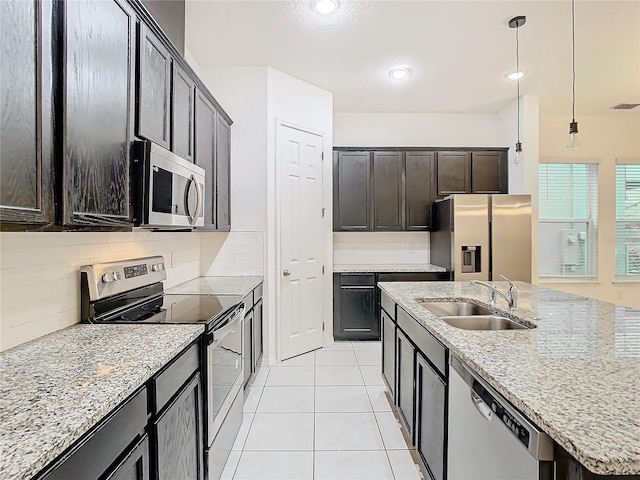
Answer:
[{"left": 185, "top": 0, "right": 640, "bottom": 115}]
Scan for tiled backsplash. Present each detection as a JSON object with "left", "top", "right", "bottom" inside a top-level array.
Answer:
[
  {"left": 333, "top": 232, "right": 431, "bottom": 266},
  {"left": 0, "top": 231, "right": 201, "bottom": 352},
  {"left": 201, "top": 231, "right": 264, "bottom": 276}
]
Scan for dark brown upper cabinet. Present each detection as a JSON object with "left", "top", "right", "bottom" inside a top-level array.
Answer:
[
  {"left": 471, "top": 151, "right": 508, "bottom": 194},
  {"left": 171, "top": 63, "right": 195, "bottom": 162},
  {"left": 61, "top": 0, "right": 135, "bottom": 226},
  {"left": 137, "top": 23, "right": 171, "bottom": 149},
  {"left": 333, "top": 151, "right": 371, "bottom": 231},
  {"left": 0, "top": 0, "right": 54, "bottom": 229},
  {"left": 405, "top": 152, "right": 435, "bottom": 230},
  {"left": 215, "top": 114, "right": 231, "bottom": 231},
  {"left": 436, "top": 151, "right": 471, "bottom": 197},
  {"left": 194, "top": 89, "right": 216, "bottom": 229},
  {"left": 373, "top": 152, "right": 404, "bottom": 231}
]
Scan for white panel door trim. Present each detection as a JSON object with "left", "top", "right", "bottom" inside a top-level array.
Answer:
[{"left": 275, "top": 119, "right": 326, "bottom": 361}]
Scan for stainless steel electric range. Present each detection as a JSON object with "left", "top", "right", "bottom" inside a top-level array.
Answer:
[{"left": 80, "top": 256, "right": 245, "bottom": 480}]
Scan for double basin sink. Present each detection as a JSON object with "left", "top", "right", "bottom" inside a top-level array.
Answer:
[{"left": 419, "top": 301, "right": 531, "bottom": 331}]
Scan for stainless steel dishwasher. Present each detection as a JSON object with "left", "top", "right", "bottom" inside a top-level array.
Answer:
[{"left": 448, "top": 356, "right": 555, "bottom": 480}]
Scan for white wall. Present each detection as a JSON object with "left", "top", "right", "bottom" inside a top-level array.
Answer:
[
  {"left": 333, "top": 113, "right": 500, "bottom": 147},
  {"left": 0, "top": 231, "right": 201, "bottom": 352},
  {"left": 196, "top": 66, "right": 334, "bottom": 362},
  {"left": 539, "top": 113, "right": 640, "bottom": 308}
]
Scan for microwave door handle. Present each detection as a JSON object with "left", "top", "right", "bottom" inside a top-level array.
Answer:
[
  {"left": 184, "top": 174, "right": 201, "bottom": 226},
  {"left": 193, "top": 174, "right": 203, "bottom": 225}
]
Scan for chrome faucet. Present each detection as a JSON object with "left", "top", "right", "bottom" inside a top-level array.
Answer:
[{"left": 471, "top": 275, "right": 518, "bottom": 311}]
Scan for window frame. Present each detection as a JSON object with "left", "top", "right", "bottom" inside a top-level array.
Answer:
[
  {"left": 615, "top": 159, "right": 640, "bottom": 281},
  {"left": 538, "top": 159, "right": 600, "bottom": 281}
]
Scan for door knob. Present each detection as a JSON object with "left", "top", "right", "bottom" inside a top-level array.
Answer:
[{"left": 283, "top": 269, "right": 291, "bottom": 276}]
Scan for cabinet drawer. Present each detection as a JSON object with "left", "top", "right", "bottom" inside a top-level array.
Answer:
[
  {"left": 40, "top": 387, "right": 147, "bottom": 480},
  {"left": 397, "top": 307, "right": 447, "bottom": 377},
  {"left": 253, "top": 282, "right": 263, "bottom": 303},
  {"left": 151, "top": 342, "right": 199, "bottom": 414},
  {"left": 340, "top": 274, "right": 375, "bottom": 286},
  {"left": 381, "top": 291, "right": 396, "bottom": 319}
]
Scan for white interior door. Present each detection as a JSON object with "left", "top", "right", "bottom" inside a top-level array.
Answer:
[{"left": 278, "top": 123, "right": 324, "bottom": 360}]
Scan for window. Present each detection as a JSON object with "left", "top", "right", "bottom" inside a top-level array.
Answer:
[
  {"left": 616, "top": 163, "right": 640, "bottom": 276},
  {"left": 539, "top": 163, "right": 598, "bottom": 277}
]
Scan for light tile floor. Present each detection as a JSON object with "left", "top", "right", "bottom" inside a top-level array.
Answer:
[{"left": 221, "top": 341, "right": 424, "bottom": 480}]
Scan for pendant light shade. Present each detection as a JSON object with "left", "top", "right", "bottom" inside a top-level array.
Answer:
[
  {"left": 509, "top": 16, "right": 526, "bottom": 165},
  {"left": 567, "top": 0, "right": 580, "bottom": 150}
]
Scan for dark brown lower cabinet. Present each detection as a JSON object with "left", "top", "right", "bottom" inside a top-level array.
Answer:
[
  {"left": 415, "top": 353, "right": 447, "bottom": 480},
  {"left": 108, "top": 436, "right": 151, "bottom": 480},
  {"left": 396, "top": 329, "right": 415, "bottom": 438},
  {"left": 333, "top": 273, "right": 378, "bottom": 341},
  {"left": 381, "top": 309, "right": 396, "bottom": 400},
  {"left": 253, "top": 298, "right": 264, "bottom": 370},
  {"left": 243, "top": 310, "right": 253, "bottom": 388},
  {"left": 152, "top": 373, "right": 203, "bottom": 480}
]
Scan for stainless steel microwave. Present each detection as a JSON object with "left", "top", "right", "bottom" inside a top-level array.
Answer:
[{"left": 132, "top": 141, "right": 205, "bottom": 229}]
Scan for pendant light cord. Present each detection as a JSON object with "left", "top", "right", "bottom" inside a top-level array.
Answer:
[
  {"left": 571, "top": 0, "right": 576, "bottom": 123},
  {"left": 516, "top": 23, "right": 521, "bottom": 145}
]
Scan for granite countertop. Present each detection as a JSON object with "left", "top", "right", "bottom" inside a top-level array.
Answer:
[
  {"left": 333, "top": 264, "right": 447, "bottom": 273},
  {"left": 378, "top": 281, "right": 640, "bottom": 476},
  {"left": 0, "top": 323, "right": 204, "bottom": 480},
  {"left": 167, "top": 275, "right": 263, "bottom": 297}
]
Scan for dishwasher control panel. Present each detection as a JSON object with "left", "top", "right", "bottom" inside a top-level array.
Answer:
[{"left": 472, "top": 380, "right": 531, "bottom": 448}]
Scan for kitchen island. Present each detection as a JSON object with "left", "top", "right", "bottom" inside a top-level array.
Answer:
[{"left": 378, "top": 281, "right": 640, "bottom": 477}]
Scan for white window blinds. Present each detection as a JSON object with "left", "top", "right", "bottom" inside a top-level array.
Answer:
[
  {"left": 539, "top": 163, "right": 598, "bottom": 277},
  {"left": 616, "top": 163, "right": 640, "bottom": 276}
]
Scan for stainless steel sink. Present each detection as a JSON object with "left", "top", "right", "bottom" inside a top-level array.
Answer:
[
  {"left": 419, "top": 301, "right": 494, "bottom": 317},
  {"left": 440, "top": 315, "right": 530, "bottom": 330}
]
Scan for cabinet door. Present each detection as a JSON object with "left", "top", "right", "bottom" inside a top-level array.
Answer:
[
  {"left": 405, "top": 152, "right": 435, "bottom": 230},
  {"left": 243, "top": 311, "right": 253, "bottom": 387},
  {"left": 415, "top": 353, "right": 447, "bottom": 480},
  {"left": 154, "top": 374, "right": 203, "bottom": 480},
  {"left": 1, "top": 0, "right": 54, "bottom": 227},
  {"left": 372, "top": 151, "right": 403, "bottom": 231},
  {"left": 334, "top": 274, "right": 378, "bottom": 341},
  {"left": 215, "top": 114, "right": 231, "bottom": 231},
  {"left": 62, "top": 0, "right": 135, "bottom": 226},
  {"left": 137, "top": 24, "right": 170, "bottom": 148},
  {"left": 105, "top": 435, "right": 150, "bottom": 480},
  {"left": 171, "top": 63, "right": 195, "bottom": 162},
  {"left": 194, "top": 89, "right": 216, "bottom": 228},
  {"left": 334, "top": 151, "right": 371, "bottom": 231},
  {"left": 381, "top": 310, "right": 396, "bottom": 400},
  {"left": 471, "top": 151, "right": 507, "bottom": 194},
  {"left": 396, "top": 329, "right": 415, "bottom": 439},
  {"left": 436, "top": 151, "right": 471, "bottom": 197},
  {"left": 253, "top": 298, "right": 263, "bottom": 371}
]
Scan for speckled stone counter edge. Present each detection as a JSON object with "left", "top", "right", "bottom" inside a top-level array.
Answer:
[{"left": 333, "top": 264, "right": 447, "bottom": 273}]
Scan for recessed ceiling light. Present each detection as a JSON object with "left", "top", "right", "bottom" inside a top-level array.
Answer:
[
  {"left": 313, "top": 0, "right": 339, "bottom": 15},
  {"left": 506, "top": 71, "right": 526, "bottom": 81},
  {"left": 389, "top": 67, "right": 410, "bottom": 81}
]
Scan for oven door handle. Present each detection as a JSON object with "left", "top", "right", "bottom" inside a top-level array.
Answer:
[
  {"left": 184, "top": 174, "right": 202, "bottom": 226},
  {"left": 205, "top": 304, "right": 245, "bottom": 346}
]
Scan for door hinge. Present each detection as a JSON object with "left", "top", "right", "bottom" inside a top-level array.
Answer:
[
  {"left": 322, "top": 266, "right": 325, "bottom": 274},
  {"left": 322, "top": 151, "right": 324, "bottom": 161},
  {"left": 322, "top": 322, "right": 325, "bottom": 331},
  {"left": 322, "top": 207, "right": 326, "bottom": 218}
]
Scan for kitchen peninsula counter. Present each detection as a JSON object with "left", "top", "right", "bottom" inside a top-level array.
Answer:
[
  {"left": 0, "top": 324, "right": 204, "bottom": 480},
  {"left": 378, "top": 281, "right": 640, "bottom": 476}
]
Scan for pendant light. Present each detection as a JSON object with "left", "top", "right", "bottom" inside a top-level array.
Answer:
[
  {"left": 567, "top": 0, "right": 580, "bottom": 150},
  {"left": 509, "top": 16, "right": 526, "bottom": 165}
]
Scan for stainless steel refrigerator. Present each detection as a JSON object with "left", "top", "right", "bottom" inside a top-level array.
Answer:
[{"left": 430, "top": 194, "right": 532, "bottom": 282}]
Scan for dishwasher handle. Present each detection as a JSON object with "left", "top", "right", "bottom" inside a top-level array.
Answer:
[{"left": 470, "top": 386, "right": 493, "bottom": 421}]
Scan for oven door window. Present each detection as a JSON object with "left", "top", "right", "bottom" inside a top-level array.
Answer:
[{"left": 208, "top": 324, "right": 242, "bottom": 428}]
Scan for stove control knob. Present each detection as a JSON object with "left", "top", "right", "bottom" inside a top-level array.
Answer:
[
  {"left": 102, "top": 272, "right": 115, "bottom": 283},
  {"left": 113, "top": 272, "right": 122, "bottom": 281},
  {"left": 151, "top": 263, "right": 164, "bottom": 272}
]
